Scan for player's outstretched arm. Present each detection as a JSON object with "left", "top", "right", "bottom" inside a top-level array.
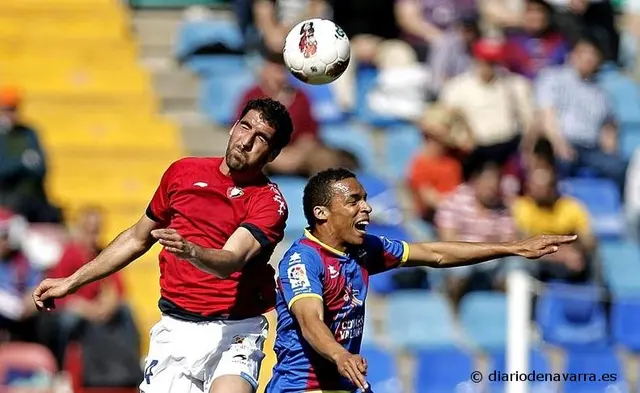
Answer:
[
  {"left": 290, "top": 297, "right": 369, "bottom": 391},
  {"left": 33, "top": 214, "right": 160, "bottom": 311},
  {"left": 403, "top": 234, "right": 578, "bottom": 268},
  {"left": 151, "top": 227, "right": 262, "bottom": 278}
]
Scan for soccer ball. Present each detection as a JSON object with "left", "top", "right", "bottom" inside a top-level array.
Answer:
[{"left": 283, "top": 18, "right": 351, "bottom": 85}]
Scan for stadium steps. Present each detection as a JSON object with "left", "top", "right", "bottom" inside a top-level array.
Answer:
[{"left": 132, "top": 8, "right": 229, "bottom": 156}]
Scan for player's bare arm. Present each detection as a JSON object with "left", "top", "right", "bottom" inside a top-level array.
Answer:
[
  {"left": 151, "top": 227, "right": 262, "bottom": 278},
  {"left": 33, "top": 214, "right": 160, "bottom": 311},
  {"left": 403, "top": 234, "right": 578, "bottom": 268},
  {"left": 290, "top": 296, "right": 369, "bottom": 391}
]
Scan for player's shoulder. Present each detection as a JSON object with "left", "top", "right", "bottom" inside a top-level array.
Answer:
[
  {"left": 278, "top": 239, "right": 325, "bottom": 272},
  {"left": 166, "top": 156, "right": 222, "bottom": 173}
]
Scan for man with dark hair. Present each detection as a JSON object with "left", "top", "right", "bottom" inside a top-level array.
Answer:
[
  {"left": 266, "top": 168, "right": 576, "bottom": 393},
  {"left": 33, "top": 98, "right": 294, "bottom": 393}
]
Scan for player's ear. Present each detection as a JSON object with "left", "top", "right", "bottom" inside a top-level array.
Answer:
[{"left": 313, "top": 206, "right": 329, "bottom": 221}]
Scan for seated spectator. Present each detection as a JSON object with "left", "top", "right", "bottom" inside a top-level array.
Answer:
[
  {"left": 439, "top": 39, "right": 535, "bottom": 165},
  {"left": 408, "top": 105, "right": 465, "bottom": 222},
  {"left": 535, "top": 35, "right": 628, "bottom": 191},
  {"left": 0, "top": 208, "right": 39, "bottom": 342},
  {"left": 434, "top": 156, "right": 519, "bottom": 309},
  {"left": 394, "top": 0, "right": 477, "bottom": 62},
  {"left": 0, "top": 86, "right": 62, "bottom": 224},
  {"left": 252, "top": 0, "right": 322, "bottom": 54},
  {"left": 512, "top": 166, "right": 595, "bottom": 282},
  {"left": 503, "top": 0, "right": 569, "bottom": 80},
  {"left": 427, "top": 12, "right": 481, "bottom": 95},
  {"left": 37, "top": 206, "right": 140, "bottom": 381},
  {"left": 236, "top": 51, "right": 357, "bottom": 177}
]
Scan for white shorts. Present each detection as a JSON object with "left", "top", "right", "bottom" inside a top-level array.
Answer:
[{"left": 139, "top": 314, "right": 269, "bottom": 393}]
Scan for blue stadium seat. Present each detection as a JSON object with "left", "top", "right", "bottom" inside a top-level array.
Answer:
[
  {"left": 611, "top": 297, "right": 640, "bottom": 353},
  {"left": 414, "top": 347, "right": 477, "bottom": 393},
  {"left": 563, "top": 348, "right": 626, "bottom": 393},
  {"left": 200, "top": 72, "right": 256, "bottom": 125},
  {"left": 459, "top": 292, "right": 508, "bottom": 352},
  {"left": 560, "top": 178, "right": 624, "bottom": 239},
  {"left": 535, "top": 282, "right": 609, "bottom": 350},
  {"left": 386, "top": 291, "right": 457, "bottom": 350},
  {"left": 269, "top": 176, "right": 307, "bottom": 238},
  {"left": 621, "top": 126, "right": 640, "bottom": 160},
  {"left": 360, "top": 345, "right": 403, "bottom": 393},
  {"left": 288, "top": 76, "right": 346, "bottom": 125},
  {"left": 599, "top": 240, "right": 640, "bottom": 297},
  {"left": 319, "top": 123, "right": 376, "bottom": 173},
  {"left": 355, "top": 172, "right": 404, "bottom": 227},
  {"left": 354, "top": 67, "right": 404, "bottom": 127},
  {"left": 487, "top": 348, "right": 551, "bottom": 393},
  {"left": 381, "top": 124, "right": 423, "bottom": 181},
  {"left": 598, "top": 69, "right": 640, "bottom": 126},
  {"left": 185, "top": 55, "right": 248, "bottom": 77},
  {"left": 175, "top": 19, "right": 244, "bottom": 60}
]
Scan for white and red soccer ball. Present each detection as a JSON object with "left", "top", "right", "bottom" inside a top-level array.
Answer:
[{"left": 283, "top": 18, "right": 351, "bottom": 85}]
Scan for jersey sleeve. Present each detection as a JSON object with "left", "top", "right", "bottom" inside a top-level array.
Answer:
[
  {"left": 240, "top": 183, "right": 288, "bottom": 248},
  {"left": 278, "top": 248, "right": 324, "bottom": 310},
  {"left": 146, "top": 161, "right": 180, "bottom": 225},
  {"left": 363, "top": 234, "right": 410, "bottom": 275}
]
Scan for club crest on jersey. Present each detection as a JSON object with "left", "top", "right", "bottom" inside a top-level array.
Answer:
[
  {"left": 227, "top": 186, "right": 244, "bottom": 199},
  {"left": 298, "top": 21, "right": 318, "bottom": 58}
]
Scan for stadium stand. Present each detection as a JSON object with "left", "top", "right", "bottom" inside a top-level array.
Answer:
[{"left": 0, "top": 1, "right": 183, "bottom": 389}]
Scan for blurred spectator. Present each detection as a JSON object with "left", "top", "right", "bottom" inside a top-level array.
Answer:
[
  {"left": 427, "top": 12, "right": 481, "bottom": 95},
  {"left": 550, "top": 0, "right": 619, "bottom": 63},
  {"left": 535, "top": 36, "right": 628, "bottom": 191},
  {"left": 37, "top": 207, "right": 140, "bottom": 384},
  {"left": 620, "top": 0, "right": 640, "bottom": 72},
  {"left": 408, "top": 105, "right": 465, "bottom": 223},
  {"left": 0, "top": 86, "right": 62, "bottom": 224},
  {"left": 394, "top": 0, "right": 477, "bottom": 62},
  {"left": 236, "top": 51, "right": 358, "bottom": 177},
  {"left": 434, "top": 156, "right": 519, "bottom": 308},
  {"left": 512, "top": 163, "right": 595, "bottom": 282},
  {"left": 439, "top": 39, "right": 535, "bottom": 165},
  {"left": 503, "top": 0, "right": 569, "bottom": 80},
  {"left": 252, "top": 0, "right": 323, "bottom": 54},
  {"left": 0, "top": 208, "right": 39, "bottom": 342},
  {"left": 310, "top": 0, "right": 421, "bottom": 112}
]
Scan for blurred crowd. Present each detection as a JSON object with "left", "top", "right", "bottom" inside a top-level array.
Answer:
[
  {"left": 224, "top": 0, "right": 639, "bottom": 312},
  {"left": 0, "top": 84, "right": 142, "bottom": 386}
]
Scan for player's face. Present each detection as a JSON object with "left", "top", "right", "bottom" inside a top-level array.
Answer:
[
  {"left": 326, "top": 178, "right": 372, "bottom": 246},
  {"left": 226, "top": 109, "right": 278, "bottom": 172}
]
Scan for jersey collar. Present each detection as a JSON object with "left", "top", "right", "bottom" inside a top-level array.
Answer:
[{"left": 303, "top": 229, "right": 347, "bottom": 257}]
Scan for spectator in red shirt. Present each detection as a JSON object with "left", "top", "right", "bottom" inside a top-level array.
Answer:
[
  {"left": 37, "top": 206, "right": 139, "bottom": 371},
  {"left": 236, "top": 51, "right": 356, "bottom": 177}
]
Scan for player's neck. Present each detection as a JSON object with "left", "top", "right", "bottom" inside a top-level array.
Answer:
[
  {"left": 311, "top": 227, "right": 348, "bottom": 253},
  {"left": 218, "top": 159, "right": 263, "bottom": 183}
]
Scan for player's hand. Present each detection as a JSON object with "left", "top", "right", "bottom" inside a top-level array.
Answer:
[
  {"left": 32, "top": 278, "right": 74, "bottom": 311},
  {"left": 333, "top": 352, "right": 368, "bottom": 391},
  {"left": 511, "top": 234, "right": 578, "bottom": 259},
  {"left": 151, "top": 229, "right": 196, "bottom": 260}
]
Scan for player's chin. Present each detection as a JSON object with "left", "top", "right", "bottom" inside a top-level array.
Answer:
[{"left": 349, "top": 228, "right": 367, "bottom": 244}]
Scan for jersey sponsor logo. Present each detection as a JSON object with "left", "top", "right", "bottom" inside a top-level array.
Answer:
[
  {"left": 298, "top": 21, "right": 318, "bottom": 58},
  {"left": 336, "top": 316, "right": 365, "bottom": 341},
  {"left": 227, "top": 186, "right": 244, "bottom": 198},
  {"left": 288, "top": 264, "right": 311, "bottom": 290}
]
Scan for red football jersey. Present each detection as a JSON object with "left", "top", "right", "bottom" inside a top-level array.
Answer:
[{"left": 146, "top": 157, "right": 288, "bottom": 320}]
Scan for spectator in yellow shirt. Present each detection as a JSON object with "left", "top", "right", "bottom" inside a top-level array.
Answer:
[{"left": 512, "top": 166, "right": 596, "bottom": 282}]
